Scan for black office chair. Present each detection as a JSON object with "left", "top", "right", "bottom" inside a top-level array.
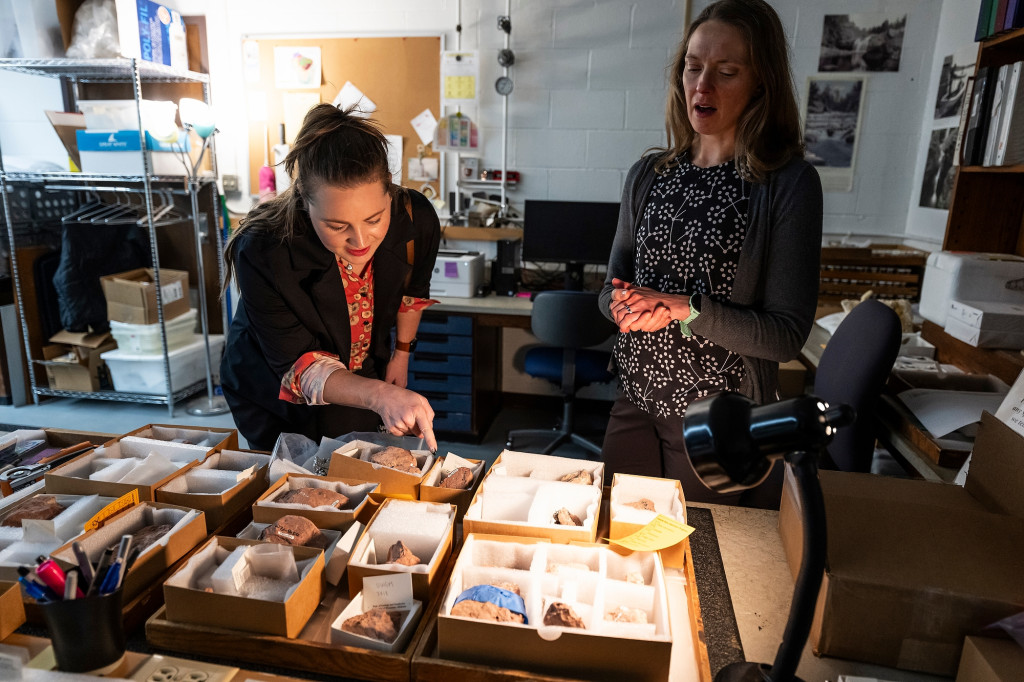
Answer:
[
  {"left": 506, "top": 291, "right": 616, "bottom": 457},
  {"left": 814, "top": 299, "right": 903, "bottom": 472}
]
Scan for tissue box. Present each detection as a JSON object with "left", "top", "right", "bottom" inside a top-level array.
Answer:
[
  {"left": 163, "top": 537, "right": 324, "bottom": 638},
  {"left": 253, "top": 474, "right": 377, "bottom": 531},
  {"left": 608, "top": 473, "right": 688, "bottom": 568},
  {"left": 156, "top": 449, "right": 270, "bottom": 532}
]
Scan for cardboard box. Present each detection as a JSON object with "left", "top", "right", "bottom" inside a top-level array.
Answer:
[
  {"left": 956, "top": 636, "right": 1024, "bottom": 682},
  {"left": 347, "top": 498, "right": 455, "bottom": 603},
  {"left": 778, "top": 413, "right": 1024, "bottom": 676},
  {"left": 948, "top": 300, "right": 1024, "bottom": 332},
  {"left": 57, "top": 0, "right": 188, "bottom": 69},
  {"left": 76, "top": 129, "right": 191, "bottom": 176},
  {"left": 38, "top": 329, "right": 118, "bottom": 392},
  {"left": 52, "top": 501, "right": 206, "bottom": 601},
  {"left": 45, "top": 438, "right": 207, "bottom": 501},
  {"left": 100, "top": 268, "right": 189, "bottom": 325},
  {"left": 328, "top": 440, "right": 435, "bottom": 498},
  {"left": 462, "top": 450, "right": 603, "bottom": 544},
  {"left": 437, "top": 534, "right": 673, "bottom": 682},
  {"left": 0, "top": 581, "right": 26, "bottom": 639},
  {"left": 157, "top": 449, "right": 270, "bottom": 532},
  {"left": 238, "top": 520, "right": 362, "bottom": 587},
  {"left": 253, "top": 474, "right": 377, "bottom": 531},
  {"left": 330, "top": 591, "right": 422, "bottom": 652},
  {"left": 163, "top": 536, "right": 324, "bottom": 638},
  {"left": 120, "top": 424, "right": 239, "bottom": 451},
  {"left": 944, "top": 316, "right": 1024, "bottom": 349},
  {"left": 609, "top": 473, "right": 688, "bottom": 568},
  {"left": 418, "top": 453, "right": 485, "bottom": 520}
]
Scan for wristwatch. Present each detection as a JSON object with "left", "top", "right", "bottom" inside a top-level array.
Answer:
[{"left": 394, "top": 338, "right": 418, "bottom": 353}]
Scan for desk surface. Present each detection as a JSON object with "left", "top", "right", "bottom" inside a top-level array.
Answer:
[{"left": 433, "top": 292, "right": 532, "bottom": 316}]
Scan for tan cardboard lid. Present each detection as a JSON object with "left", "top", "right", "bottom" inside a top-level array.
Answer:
[
  {"left": 964, "top": 412, "right": 1024, "bottom": 519},
  {"left": 48, "top": 329, "right": 114, "bottom": 348},
  {"left": 820, "top": 469, "right": 1024, "bottom": 600}
]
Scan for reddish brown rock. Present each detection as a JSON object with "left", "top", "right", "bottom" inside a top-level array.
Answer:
[
  {"left": 277, "top": 487, "right": 349, "bottom": 509},
  {"left": 543, "top": 602, "right": 585, "bottom": 629},
  {"left": 559, "top": 469, "right": 593, "bottom": 485},
  {"left": 438, "top": 467, "right": 472, "bottom": 489},
  {"left": 606, "top": 606, "right": 648, "bottom": 623},
  {"left": 386, "top": 540, "right": 421, "bottom": 566},
  {"left": 1, "top": 495, "right": 65, "bottom": 527},
  {"left": 451, "top": 599, "right": 525, "bottom": 623},
  {"left": 553, "top": 508, "right": 582, "bottom": 526},
  {"left": 259, "top": 514, "right": 329, "bottom": 549},
  {"left": 624, "top": 498, "right": 656, "bottom": 511},
  {"left": 369, "top": 447, "right": 421, "bottom": 474},
  {"left": 341, "top": 608, "right": 401, "bottom": 642}
]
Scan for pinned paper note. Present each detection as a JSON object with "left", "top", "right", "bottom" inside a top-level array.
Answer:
[
  {"left": 274, "top": 46, "right": 321, "bottom": 89},
  {"left": 385, "top": 134, "right": 403, "bottom": 184},
  {"left": 607, "top": 514, "right": 695, "bottom": 551},
  {"left": 410, "top": 109, "right": 438, "bottom": 146},
  {"left": 333, "top": 81, "right": 377, "bottom": 117},
  {"left": 84, "top": 490, "right": 139, "bottom": 531},
  {"left": 283, "top": 91, "right": 321, "bottom": 145},
  {"left": 442, "top": 51, "right": 479, "bottom": 105},
  {"left": 363, "top": 572, "right": 416, "bottom": 610}
]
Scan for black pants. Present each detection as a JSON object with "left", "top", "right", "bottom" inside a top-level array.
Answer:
[{"left": 600, "top": 393, "right": 783, "bottom": 509}]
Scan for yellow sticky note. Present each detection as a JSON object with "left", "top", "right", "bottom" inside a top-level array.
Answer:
[
  {"left": 607, "top": 514, "right": 695, "bottom": 552},
  {"left": 84, "top": 489, "right": 140, "bottom": 531},
  {"left": 444, "top": 75, "right": 476, "bottom": 100}
]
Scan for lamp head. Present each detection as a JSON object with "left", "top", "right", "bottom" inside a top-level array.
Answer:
[
  {"left": 683, "top": 393, "right": 854, "bottom": 494},
  {"left": 179, "top": 98, "right": 216, "bottom": 138}
]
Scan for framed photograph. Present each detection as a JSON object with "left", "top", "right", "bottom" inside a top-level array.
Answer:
[
  {"left": 934, "top": 45, "right": 976, "bottom": 120},
  {"left": 819, "top": 13, "right": 907, "bottom": 72},
  {"left": 803, "top": 76, "right": 867, "bottom": 191},
  {"left": 919, "top": 126, "right": 958, "bottom": 210}
]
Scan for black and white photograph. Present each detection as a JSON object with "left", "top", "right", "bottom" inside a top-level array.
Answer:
[
  {"left": 934, "top": 46, "right": 976, "bottom": 120},
  {"left": 803, "top": 77, "right": 866, "bottom": 192},
  {"left": 919, "top": 126, "right": 958, "bottom": 210},
  {"left": 819, "top": 13, "right": 907, "bottom": 72}
]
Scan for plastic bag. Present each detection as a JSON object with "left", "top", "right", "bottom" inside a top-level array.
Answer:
[{"left": 65, "top": 0, "right": 120, "bottom": 59}]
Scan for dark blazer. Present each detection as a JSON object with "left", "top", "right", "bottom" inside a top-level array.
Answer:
[{"left": 221, "top": 189, "right": 441, "bottom": 449}]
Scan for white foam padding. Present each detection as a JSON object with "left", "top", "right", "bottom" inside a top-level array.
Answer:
[{"left": 609, "top": 475, "right": 685, "bottom": 525}]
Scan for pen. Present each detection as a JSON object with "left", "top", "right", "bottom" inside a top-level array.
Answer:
[
  {"left": 87, "top": 547, "right": 115, "bottom": 597},
  {"left": 17, "top": 566, "right": 57, "bottom": 602},
  {"left": 63, "top": 569, "right": 79, "bottom": 601},
  {"left": 35, "top": 555, "right": 84, "bottom": 599},
  {"left": 99, "top": 535, "right": 133, "bottom": 595},
  {"left": 71, "top": 541, "right": 94, "bottom": 590}
]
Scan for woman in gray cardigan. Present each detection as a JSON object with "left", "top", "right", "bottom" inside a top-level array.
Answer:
[{"left": 599, "top": 0, "right": 822, "bottom": 505}]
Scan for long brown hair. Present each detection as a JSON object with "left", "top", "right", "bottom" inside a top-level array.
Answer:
[
  {"left": 223, "top": 104, "right": 392, "bottom": 288},
  {"left": 658, "top": 0, "right": 803, "bottom": 182}
]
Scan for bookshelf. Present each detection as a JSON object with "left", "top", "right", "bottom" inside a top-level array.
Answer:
[{"left": 931, "top": 26, "right": 1024, "bottom": 384}]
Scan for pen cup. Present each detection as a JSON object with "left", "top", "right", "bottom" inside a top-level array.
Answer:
[{"left": 38, "top": 588, "right": 125, "bottom": 673}]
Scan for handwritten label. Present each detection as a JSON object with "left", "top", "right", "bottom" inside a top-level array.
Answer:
[
  {"left": 363, "top": 572, "right": 415, "bottom": 610},
  {"left": 607, "top": 514, "right": 695, "bottom": 552},
  {"left": 84, "top": 489, "right": 140, "bottom": 531}
]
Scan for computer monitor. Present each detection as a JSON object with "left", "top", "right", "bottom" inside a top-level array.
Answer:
[{"left": 523, "top": 199, "right": 620, "bottom": 290}]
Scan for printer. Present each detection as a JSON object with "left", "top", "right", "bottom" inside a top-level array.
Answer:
[{"left": 430, "top": 250, "right": 485, "bottom": 298}]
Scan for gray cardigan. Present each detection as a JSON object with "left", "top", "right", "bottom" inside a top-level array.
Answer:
[{"left": 600, "top": 154, "right": 823, "bottom": 404}]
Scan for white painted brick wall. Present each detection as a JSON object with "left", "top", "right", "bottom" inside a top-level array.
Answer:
[{"left": 550, "top": 90, "right": 625, "bottom": 129}]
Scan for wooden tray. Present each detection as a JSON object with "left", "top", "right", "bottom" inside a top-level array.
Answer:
[{"left": 411, "top": 543, "right": 711, "bottom": 682}]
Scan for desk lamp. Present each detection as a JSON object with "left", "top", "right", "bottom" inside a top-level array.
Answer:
[
  {"left": 683, "top": 393, "right": 854, "bottom": 682},
  {"left": 178, "top": 97, "right": 229, "bottom": 416}
]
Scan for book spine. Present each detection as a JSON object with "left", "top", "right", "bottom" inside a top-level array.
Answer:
[
  {"left": 953, "top": 76, "right": 975, "bottom": 166},
  {"left": 995, "top": 61, "right": 1023, "bottom": 165},
  {"left": 984, "top": 64, "right": 1010, "bottom": 166},
  {"left": 977, "top": 0, "right": 996, "bottom": 41},
  {"left": 1002, "top": 62, "right": 1024, "bottom": 164},
  {"left": 990, "top": 0, "right": 1002, "bottom": 36},
  {"left": 1006, "top": 0, "right": 1021, "bottom": 30},
  {"left": 996, "top": 0, "right": 1011, "bottom": 33},
  {"left": 964, "top": 67, "right": 991, "bottom": 165}
]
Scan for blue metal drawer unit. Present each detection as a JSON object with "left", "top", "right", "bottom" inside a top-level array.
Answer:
[{"left": 406, "top": 313, "right": 474, "bottom": 433}]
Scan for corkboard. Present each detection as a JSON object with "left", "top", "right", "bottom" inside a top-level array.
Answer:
[{"left": 245, "top": 36, "right": 441, "bottom": 197}]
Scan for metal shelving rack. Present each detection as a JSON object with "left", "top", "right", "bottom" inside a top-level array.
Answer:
[{"left": 0, "top": 57, "right": 223, "bottom": 416}]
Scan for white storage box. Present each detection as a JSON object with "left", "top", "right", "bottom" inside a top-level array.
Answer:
[
  {"left": 109, "top": 309, "right": 197, "bottom": 353},
  {"left": 101, "top": 334, "right": 223, "bottom": 394},
  {"left": 919, "top": 252, "right": 1024, "bottom": 326},
  {"left": 76, "top": 129, "right": 190, "bottom": 176}
]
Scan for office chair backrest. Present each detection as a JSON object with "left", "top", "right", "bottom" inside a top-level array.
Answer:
[
  {"left": 531, "top": 291, "right": 617, "bottom": 349},
  {"left": 814, "top": 299, "right": 903, "bottom": 473}
]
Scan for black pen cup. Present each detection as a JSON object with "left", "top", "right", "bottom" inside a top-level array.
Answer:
[{"left": 38, "top": 588, "right": 125, "bottom": 673}]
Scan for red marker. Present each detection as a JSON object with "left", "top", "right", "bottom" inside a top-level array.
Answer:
[{"left": 34, "top": 556, "right": 84, "bottom": 599}]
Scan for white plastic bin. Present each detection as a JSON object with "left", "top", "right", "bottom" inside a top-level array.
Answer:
[
  {"left": 109, "top": 309, "right": 197, "bottom": 353},
  {"left": 101, "top": 335, "right": 224, "bottom": 395}
]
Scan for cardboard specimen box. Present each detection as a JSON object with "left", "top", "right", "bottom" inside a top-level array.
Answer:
[
  {"left": 157, "top": 449, "right": 270, "bottom": 532},
  {"left": 418, "top": 453, "right": 485, "bottom": 519},
  {"left": 328, "top": 440, "right": 435, "bottom": 498},
  {"left": 956, "top": 636, "right": 1024, "bottom": 682},
  {"left": 238, "top": 519, "right": 362, "bottom": 587},
  {"left": 52, "top": 501, "right": 206, "bottom": 601},
  {"left": 0, "top": 581, "right": 26, "bottom": 639},
  {"left": 120, "top": 424, "right": 239, "bottom": 451},
  {"left": 100, "top": 268, "right": 189, "bottom": 325},
  {"left": 609, "top": 474, "right": 688, "bottom": 568},
  {"left": 330, "top": 591, "right": 423, "bottom": 653},
  {"left": 463, "top": 450, "right": 604, "bottom": 544},
  {"left": 254, "top": 474, "right": 377, "bottom": 531},
  {"left": 163, "top": 537, "right": 324, "bottom": 638},
  {"left": 437, "top": 534, "right": 673, "bottom": 682},
  {"left": 347, "top": 499, "right": 455, "bottom": 603},
  {"left": 40, "top": 330, "right": 118, "bottom": 392},
  {"left": 779, "top": 412, "right": 1024, "bottom": 676}
]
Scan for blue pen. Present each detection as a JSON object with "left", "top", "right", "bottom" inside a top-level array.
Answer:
[
  {"left": 17, "top": 567, "right": 56, "bottom": 602},
  {"left": 99, "top": 534, "right": 133, "bottom": 595}
]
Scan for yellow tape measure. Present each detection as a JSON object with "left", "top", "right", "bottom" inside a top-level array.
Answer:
[{"left": 84, "top": 489, "right": 140, "bottom": 531}]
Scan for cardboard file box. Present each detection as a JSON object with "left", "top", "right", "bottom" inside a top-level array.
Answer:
[
  {"left": 163, "top": 537, "right": 324, "bottom": 638},
  {"left": 778, "top": 413, "right": 1024, "bottom": 676},
  {"left": 100, "top": 268, "right": 189, "bottom": 325},
  {"left": 39, "top": 330, "right": 117, "bottom": 392}
]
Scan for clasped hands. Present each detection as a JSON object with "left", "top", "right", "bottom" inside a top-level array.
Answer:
[{"left": 609, "top": 278, "right": 689, "bottom": 333}]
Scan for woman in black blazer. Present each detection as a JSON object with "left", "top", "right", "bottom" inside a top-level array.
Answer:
[{"left": 221, "top": 105, "right": 441, "bottom": 451}]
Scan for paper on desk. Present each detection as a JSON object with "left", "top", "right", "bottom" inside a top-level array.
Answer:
[
  {"left": 994, "top": 369, "right": 1024, "bottom": 437},
  {"left": 814, "top": 311, "right": 846, "bottom": 336},
  {"left": 607, "top": 514, "right": 694, "bottom": 551},
  {"left": 898, "top": 388, "right": 1006, "bottom": 438}
]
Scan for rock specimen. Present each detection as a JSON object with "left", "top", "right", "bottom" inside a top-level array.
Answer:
[
  {"left": 543, "top": 602, "right": 585, "bottom": 629},
  {"left": 131, "top": 523, "right": 173, "bottom": 553},
  {"left": 626, "top": 571, "right": 646, "bottom": 585},
  {"left": 607, "top": 606, "right": 648, "bottom": 623},
  {"left": 624, "top": 498, "right": 656, "bottom": 511},
  {"left": 451, "top": 599, "right": 525, "bottom": 623},
  {"left": 277, "top": 487, "right": 349, "bottom": 509},
  {"left": 341, "top": 608, "right": 401, "bottom": 642},
  {"left": 1, "top": 495, "right": 65, "bottom": 526},
  {"left": 386, "top": 540, "right": 421, "bottom": 566},
  {"left": 559, "top": 470, "right": 593, "bottom": 485},
  {"left": 438, "top": 466, "right": 472, "bottom": 489},
  {"left": 259, "top": 514, "right": 329, "bottom": 549},
  {"left": 369, "top": 446, "right": 421, "bottom": 474},
  {"left": 553, "top": 508, "right": 582, "bottom": 526}
]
